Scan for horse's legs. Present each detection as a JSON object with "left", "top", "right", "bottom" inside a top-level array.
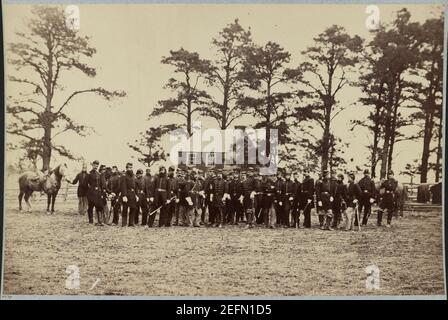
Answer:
[
  {"left": 24, "top": 191, "right": 32, "bottom": 212},
  {"left": 47, "top": 194, "right": 51, "bottom": 213},
  {"left": 18, "top": 191, "right": 24, "bottom": 211},
  {"left": 51, "top": 193, "right": 57, "bottom": 213}
]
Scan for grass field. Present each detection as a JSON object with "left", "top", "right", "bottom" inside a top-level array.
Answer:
[{"left": 1, "top": 198, "right": 445, "bottom": 297}]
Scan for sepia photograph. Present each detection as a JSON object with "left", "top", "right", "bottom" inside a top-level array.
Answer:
[{"left": 1, "top": 1, "right": 446, "bottom": 300}]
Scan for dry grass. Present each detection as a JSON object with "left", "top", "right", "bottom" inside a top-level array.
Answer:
[{"left": 2, "top": 198, "right": 445, "bottom": 297}]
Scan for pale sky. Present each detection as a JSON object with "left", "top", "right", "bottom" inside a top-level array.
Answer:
[{"left": 3, "top": 3, "right": 445, "bottom": 181}]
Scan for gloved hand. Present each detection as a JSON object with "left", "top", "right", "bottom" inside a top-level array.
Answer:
[
  {"left": 370, "top": 198, "right": 375, "bottom": 204},
  {"left": 210, "top": 194, "right": 213, "bottom": 202},
  {"left": 122, "top": 196, "right": 128, "bottom": 203},
  {"left": 307, "top": 199, "right": 312, "bottom": 204},
  {"left": 318, "top": 201, "right": 322, "bottom": 207},
  {"left": 186, "top": 197, "right": 193, "bottom": 206},
  {"left": 239, "top": 195, "right": 244, "bottom": 204},
  {"left": 146, "top": 198, "right": 150, "bottom": 203},
  {"left": 166, "top": 199, "right": 171, "bottom": 204},
  {"left": 250, "top": 191, "right": 256, "bottom": 200},
  {"left": 353, "top": 199, "right": 358, "bottom": 204},
  {"left": 175, "top": 198, "right": 180, "bottom": 204},
  {"left": 279, "top": 201, "right": 283, "bottom": 206},
  {"left": 136, "top": 196, "right": 139, "bottom": 202},
  {"left": 150, "top": 197, "right": 154, "bottom": 202},
  {"left": 330, "top": 196, "right": 334, "bottom": 202},
  {"left": 289, "top": 197, "right": 293, "bottom": 201}
]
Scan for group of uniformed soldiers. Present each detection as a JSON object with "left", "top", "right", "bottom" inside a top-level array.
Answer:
[{"left": 73, "top": 160, "right": 400, "bottom": 230}]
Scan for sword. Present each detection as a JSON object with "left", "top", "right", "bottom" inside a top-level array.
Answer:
[
  {"left": 149, "top": 196, "right": 176, "bottom": 216},
  {"left": 354, "top": 202, "right": 361, "bottom": 231}
]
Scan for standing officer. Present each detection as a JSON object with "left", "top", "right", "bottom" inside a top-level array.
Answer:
[
  {"left": 332, "top": 173, "right": 347, "bottom": 229},
  {"left": 291, "top": 171, "right": 302, "bottom": 228},
  {"left": 166, "top": 166, "right": 178, "bottom": 227},
  {"left": 227, "top": 170, "right": 244, "bottom": 225},
  {"left": 153, "top": 166, "right": 171, "bottom": 227},
  {"left": 298, "top": 170, "right": 314, "bottom": 228},
  {"left": 378, "top": 170, "right": 398, "bottom": 228},
  {"left": 71, "top": 163, "right": 89, "bottom": 215},
  {"left": 121, "top": 162, "right": 138, "bottom": 227},
  {"left": 211, "top": 169, "right": 229, "bottom": 228},
  {"left": 241, "top": 170, "right": 256, "bottom": 228},
  {"left": 99, "top": 165, "right": 110, "bottom": 224},
  {"left": 345, "top": 172, "right": 362, "bottom": 231},
  {"left": 253, "top": 172, "right": 264, "bottom": 224},
  {"left": 358, "top": 169, "right": 376, "bottom": 226},
  {"left": 315, "top": 170, "right": 335, "bottom": 230},
  {"left": 135, "top": 169, "right": 148, "bottom": 226},
  {"left": 205, "top": 170, "right": 216, "bottom": 226},
  {"left": 282, "top": 169, "right": 295, "bottom": 228},
  {"left": 143, "top": 169, "right": 154, "bottom": 226},
  {"left": 274, "top": 170, "right": 285, "bottom": 227},
  {"left": 262, "top": 174, "right": 277, "bottom": 228},
  {"left": 109, "top": 165, "right": 122, "bottom": 226},
  {"left": 190, "top": 169, "right": 204, "bottom": 227},
  {"left": 87, "top": 160, "right": 106, "bottom": 226}
]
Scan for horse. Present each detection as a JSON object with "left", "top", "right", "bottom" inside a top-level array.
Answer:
[{"left": 18, "top": 163, "right": 68, "bottom": 213}]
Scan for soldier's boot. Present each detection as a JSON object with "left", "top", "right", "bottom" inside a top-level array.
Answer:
[
  {"left": 326, "top": 216, "right": 334, "bottom": 231},
  {"left": 318, "top": 215, "right": 325, "bottom": 229},
  {"left": 386, "top": 210, "right": 393, "bottom": 227},
  {"left": 377, "top": 210, "right": 383, "bottom": 226}
]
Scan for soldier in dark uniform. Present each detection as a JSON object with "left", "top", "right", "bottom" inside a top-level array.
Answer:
[
  {"left": 87, "top": 160, "right": 106, "bottom": 226},
  {"left": 190, "top": 169, "right": 204, "bottom": 227},
  {"left": 227, "top": 171, "right": 244, "bottom": 225},
  {"left": 177, "top": 169, "right": 191, "bottom": 226},
  {"left": 134, "top": 169, "right": 148, "bottom": 226},
  {"left": 99, "top": 165, "right": 111, "bottom": 224},
  {"left": 378, "top": 170, "right": 398, "bottom": 228},
  {"left": 254, "top": 172, "right": 264, "bottom": 224},
  {"left": 290, "top": 171, "right": 301, "bottom": 228},
  {"left": 281, "top": 169, "right": 296, "bottom": 228},
  {"left": 121, "top": 162, "right": 138, "bottom": 227},
  {"left": 345, "top": 173, "right": 362, "bottom": 231},
  {"left": 211, "top": 169, "right": 228, "bottom": 228},
  {"left": 299, "top": 170, "right": 314, "bottom": 228},
  {"left": 197, "top": 170, "right": 207, "bottom": 225},
  {"left": 143, "top": 169, "right": 154, "bottom": 226},
  {"left": 241, "top": 170, "right": 256, "bottom": 228},
  {"left": 274, "top": 171, "right": 285, "bottom": 227},
  {"left": 153, "top": 166, "right": 171, "bottom": 227},
  {"left": 109, "top": 165, "right": 122, "bottom": 226},
  {"left": 315, "top": 170, "right": 335, "bottom": 230},
  {"left": 262, "top": 174, "right": 277, "bottom": 228},
  {"left": 205, "top": 171, "right": 216, "bottom": 226},
  {"left": 332, "top": 173, "right": 347, "bottom": 229},
  {"left": 166, "top": 166, "right": 178, "bottom": 227},
  {"left": 358, "top": 169, "right": 376, "bottom": 226}
]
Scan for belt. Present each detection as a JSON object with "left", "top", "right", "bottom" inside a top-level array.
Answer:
[
  {"left": 386, "top": 191, "right": 392, "bottom": 193},
  {"left": 321, "top": 192, "right": 329, "bottom": 194},
  {"left": 94, "top": 187, "right": 99, "bottom": 190},
  {"left": 157, "top": 188, "right": 167, "bottom": 191},
  {"left": 285, "top": 193, "right": 293, "bottom": 195}
]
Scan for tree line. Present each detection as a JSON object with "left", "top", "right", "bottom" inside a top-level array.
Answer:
[{"left": 6, "top": 6, "right": 443, "bottom": 183}]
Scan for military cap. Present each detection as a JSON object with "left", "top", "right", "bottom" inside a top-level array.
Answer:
[
  {"left": 322, "top": 170, "right": 329, "bottom": 175},
  {"left": 136, "top": 169, "right": 143, "bottom": 174},
  {"left": 363, "top": 169, "right": 370, "bottom": 174},
  {"left": 337, "top": 173, "right": 344, "bottom": 180},
  {"left": 126, "top": 162, "right": 133, "bottom": 167},
  {"left": 168, "top": 165, "right": 176, "bottom": 171},
  {"left": 99, "top": 164, "right": 106, "bottom": 170},
  {"left": 112, "top": 165, "right": 118, "bottom": 170},
  {"left": 159, "top": 165, "right": 166, "bottom": 172},
  {"left": 348, "top": 172, "right": 356, "bottom": 180},
  {"left": 92, "top": 160, "right": 99, "bottom": 165},
  {"left": 388, "top": 170, "right": 394, "bottom": 175}
]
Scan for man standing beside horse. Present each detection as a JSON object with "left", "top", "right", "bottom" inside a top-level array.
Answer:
[{"left": 71, "top": 163, "right": 89, "bottom": 215}]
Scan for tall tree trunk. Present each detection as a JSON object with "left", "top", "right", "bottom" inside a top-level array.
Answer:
[
  {"left": 321, "top": 103, "right": 332, "bottom": 174},
  {"left": 435, "top": 113, "right": 442, "bottom": 182},
  {"left": 420, "top": 112, "right": 434, "bottom": 183},
  {"left": 371, "top": 105, "right": 381, "bottom": 178}
]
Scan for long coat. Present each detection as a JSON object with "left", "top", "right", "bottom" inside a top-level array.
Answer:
[
  {"left": 87, "top": 169, "right": 106, "bottom": 208},
  {"left": 121, "top": 172, "right": 137, "bottom": 208}
]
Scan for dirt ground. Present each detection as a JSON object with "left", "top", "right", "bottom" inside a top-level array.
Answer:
[{"left": 1, "top": 198, "right": 445, "bottom": 297}]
